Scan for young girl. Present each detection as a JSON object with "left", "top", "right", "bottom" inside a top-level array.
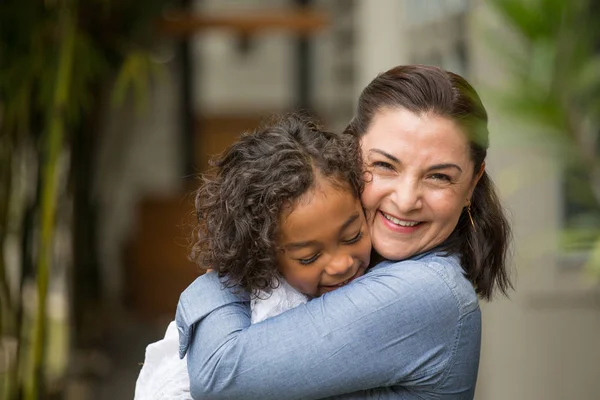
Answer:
[{"left": 134, "top": 114, "right": 371, "bottom": 399}]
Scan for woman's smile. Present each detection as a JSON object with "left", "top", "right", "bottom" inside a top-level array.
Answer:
[{"left": 379, "top": 210, "right": 424, "bottom": 231}]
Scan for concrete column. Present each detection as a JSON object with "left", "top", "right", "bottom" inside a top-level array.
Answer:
[{"left": 354, "top": 0, "right": 409, "bottom": 98}]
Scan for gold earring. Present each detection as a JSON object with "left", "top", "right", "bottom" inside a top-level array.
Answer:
[{"left": 466, "top": 200, "right": 476, "bottom": 231}]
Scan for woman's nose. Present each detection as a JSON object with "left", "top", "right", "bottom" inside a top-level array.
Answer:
[{"left": 392, "top": 179, "right": 422, "bottom": 213}]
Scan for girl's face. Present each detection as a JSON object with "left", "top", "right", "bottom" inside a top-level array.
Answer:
[
  {"left": 276, "top": 178, "right": 372, "bottom": 297},
  {"left": 360, "top": 108, "right": 483, "bottom": 261}
]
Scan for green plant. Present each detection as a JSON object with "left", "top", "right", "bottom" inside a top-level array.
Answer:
[
  {"left": 486, "top": 0, "right": 600, "bottom": 273},
  {"left": 0, "top": 0, "right": 170, "bottom": 398}
]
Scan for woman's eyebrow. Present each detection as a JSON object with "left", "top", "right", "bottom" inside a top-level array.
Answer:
[
  {"left": 370, "top": 149, "right": 463, "bottom": 173},
  {"left": 428, "top": 163, "right": 463, "bottom": 173},
  {"left": 369, "top": 149, "right": 400, "bottom": 163}
]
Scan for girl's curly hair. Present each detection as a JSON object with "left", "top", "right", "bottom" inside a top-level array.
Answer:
[{"left": 191, "top": 114, "right": 364, "bottom": 296}]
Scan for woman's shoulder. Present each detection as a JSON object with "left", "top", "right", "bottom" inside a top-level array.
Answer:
[
  {"left": 344, "top": 251, "right": 481, "bottom": 389},
  {"left": 367, "top": 251, "right": 479, "bottom": 317}
]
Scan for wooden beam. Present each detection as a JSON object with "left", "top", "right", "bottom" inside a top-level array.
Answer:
[{"left": 158, "top": 9, "right": 329, "bottom": 37}]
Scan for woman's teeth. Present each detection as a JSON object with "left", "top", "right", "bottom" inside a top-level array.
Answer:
[{"left": 382, "top": 212, "right": 420, "bottom": 227}]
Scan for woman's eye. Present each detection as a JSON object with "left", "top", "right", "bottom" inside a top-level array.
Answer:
[
  {"left": 297, "top": 253, "right": 320, "bottom": 265},
  {"left": 343, "top": 231, "right": 363, "bottom": 245},
  {"left": 430, "top": 173, "right": 452, "bottom": 182},
  {"left": 372, "top": 161, "right": 394, "bottom": 170}
]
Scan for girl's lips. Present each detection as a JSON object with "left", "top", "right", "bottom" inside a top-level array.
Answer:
[
  {"left": 320, "top": 267, "right": 365, "bottom": 289},
  {"left": 378, "top": 210, "right": 424, "bottom": 234}
]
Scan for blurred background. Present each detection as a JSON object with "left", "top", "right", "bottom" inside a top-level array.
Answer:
[{"left": 1, "top": 0, "right": 599, "bottom": 399}]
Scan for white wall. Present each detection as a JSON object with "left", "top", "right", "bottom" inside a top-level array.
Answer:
[{"left": 192, "top": 0, "right": 351, "bottom": 121}]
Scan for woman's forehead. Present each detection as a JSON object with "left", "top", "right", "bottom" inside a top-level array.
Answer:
[{"left": 361, "top": 108, "right": 471, "bottom": 164}]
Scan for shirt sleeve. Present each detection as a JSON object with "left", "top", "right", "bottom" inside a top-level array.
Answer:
[
  {"left": 176, "top": 262, "right": 463, "bottom": 400},
  {"left": 134, "top": 321, "right": 192, "bottom": 400}
]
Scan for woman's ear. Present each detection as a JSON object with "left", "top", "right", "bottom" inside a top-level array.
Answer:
[
  {"left": 467, "top": 161, "right": 486, "bottom": 199},
  {"left": 475, "top": 161, "right": 486, "bottom": 183}
]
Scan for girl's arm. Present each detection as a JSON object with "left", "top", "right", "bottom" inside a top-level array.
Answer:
[{"left": 177, "top": 259, "right": 479, "bottom": 400}]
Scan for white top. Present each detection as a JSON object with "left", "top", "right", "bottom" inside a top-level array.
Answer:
[{"left": 133, "top": 279, "right": 307, "bottom": 399}]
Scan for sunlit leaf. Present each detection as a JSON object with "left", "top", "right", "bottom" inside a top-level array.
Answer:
[{"left": 583, "top": 236, "right": 600, "bottom": 276}]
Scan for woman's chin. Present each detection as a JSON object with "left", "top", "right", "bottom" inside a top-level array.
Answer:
[{"left": 372, "top": 234, "right": 417, "bottom": 261}]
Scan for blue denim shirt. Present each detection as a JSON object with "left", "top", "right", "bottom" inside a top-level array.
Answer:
[{"left": 176, "top": 251, "right": 481, "bottom": 399}]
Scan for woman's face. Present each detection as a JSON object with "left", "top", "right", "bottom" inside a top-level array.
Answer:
[{"left": 360, "top": 108, "right": 483, "bottom": 261}]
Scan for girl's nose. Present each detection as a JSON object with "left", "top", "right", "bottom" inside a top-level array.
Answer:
[{"left": 325, "top": 252, "right": 354, "bottom": 276}]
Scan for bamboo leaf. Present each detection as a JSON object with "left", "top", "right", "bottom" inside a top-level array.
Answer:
[
  {"left": 111, "top": 50, "right": 165, "bottom": 112},
  {"left": 27, "top": 6, "right": 76, "bottom": 400}
]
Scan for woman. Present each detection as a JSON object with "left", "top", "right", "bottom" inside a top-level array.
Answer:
[{"left": 176, "top": 65, "right": 512, "bottom": 399}]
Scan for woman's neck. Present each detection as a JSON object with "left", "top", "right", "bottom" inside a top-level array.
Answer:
[{"left": 369, "top": 249, "right": 386, "bottom": 268}]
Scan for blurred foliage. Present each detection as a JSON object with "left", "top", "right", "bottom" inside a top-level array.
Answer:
[
  {"left": 488, "top": 0, "right": 600, "bottom": 273},
  {"left": 0, "top": 0, "right": 172, "bottom": 398}
]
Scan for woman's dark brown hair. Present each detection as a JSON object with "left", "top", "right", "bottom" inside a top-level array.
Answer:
[
  {"left": 191, "top": 114, "right": 364, "bottom": 296},
  {"left": 345, "top": 64, "right": 512, "bottom": 300}
]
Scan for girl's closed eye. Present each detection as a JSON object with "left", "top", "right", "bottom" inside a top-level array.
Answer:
[
  {"left": 342, "top": 231, "right": 363, "bottom": 245},
  {"left": 297, "top": 253, "right": 320, "bottom": 265}
]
